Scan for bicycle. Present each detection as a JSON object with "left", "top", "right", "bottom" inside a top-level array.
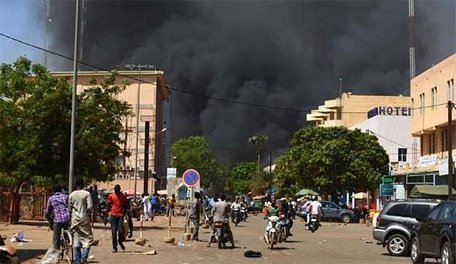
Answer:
[{"left": 60, "top": 227, "right": 73, "bottom": 264}]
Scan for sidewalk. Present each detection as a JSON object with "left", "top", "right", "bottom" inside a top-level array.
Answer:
[{"left": 0, "top": 215, "right": 193, "bottom": 264}]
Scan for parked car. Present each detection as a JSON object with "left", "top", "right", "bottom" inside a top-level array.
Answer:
[
  {"left": 296, "top": 201, "right": 355, "bottom": 223},
  {"left": 410, "top": 200, "right": 456, "bottom": 264},
  {"left": 372, "top": 199, "right": 439, "bottom": 256}
]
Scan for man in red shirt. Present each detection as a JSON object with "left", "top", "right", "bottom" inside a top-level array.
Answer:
[{"left": 107, "top": 184, "right": 127, "bottom": 252}]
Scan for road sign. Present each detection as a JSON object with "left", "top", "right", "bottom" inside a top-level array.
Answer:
[
  {"left": 380, "top": 183, "right": 394, "bottom": 197},
  {"left": 182, "top": 169, "right": 200, "bottom": 187},
  {"left": 383, "top": 176, "right": 394, "bottom": 184},
  {"left": 167, "top": 167, "right": 177, "bottom": 179}
]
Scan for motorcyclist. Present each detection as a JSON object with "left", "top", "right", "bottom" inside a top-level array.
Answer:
[
  {"left": 207, "top": 194, "right": 233, "bottom": 247},
  {"left": 230, "top": 198, "right": 241, "bottom": 224},
  {"left": 309, "top": 197, "right": 324, "bottom": 226}
]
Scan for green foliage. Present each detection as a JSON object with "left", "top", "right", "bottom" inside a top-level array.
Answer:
[
  {"left": 171, "top": 136, "right": 222, "bottom": 188},
  {"left": 0, "top": 57, "right": 132, "bottom": 189},
  {"left": 229, "top": 162, "right": 256, "bottom": 195},
  {"left": 274, "top": 126, "right": 389, "bottom": 195}
]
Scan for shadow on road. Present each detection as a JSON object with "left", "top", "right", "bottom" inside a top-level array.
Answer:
[{"left": 16, "top": 248, "right": 47, "bottom": 262}]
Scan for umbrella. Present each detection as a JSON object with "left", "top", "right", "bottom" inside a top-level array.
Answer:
[
  {"left": 352, "top": 192, "right": 371, "bottom": 199},
  {"left": 295, "top": 188, "right": 319, "bottom": 197}
]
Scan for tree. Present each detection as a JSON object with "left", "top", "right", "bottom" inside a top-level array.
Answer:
[
  {"left": 0, "top": 58, "right": 131, "bottom": 222},
  {"left": 171, "top": 136, "right": 221, "bottom": 188},
  {"left": 229, "top": 162, "right": 257, "bottom": 195},
  {"left": 274, "top": 126, "right": 389, "bottom": 196},
  {"left": 248, "top": 135, "right": 269, "bottom": 177}
]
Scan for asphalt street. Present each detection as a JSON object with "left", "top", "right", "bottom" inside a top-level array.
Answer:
[{"left": 1, "top": 214, "right": 439, "bottom": 264}]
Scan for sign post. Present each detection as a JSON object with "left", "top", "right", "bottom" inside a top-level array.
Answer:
[{"left": 182, "top": 169, "right": 200, "bottom": 236}]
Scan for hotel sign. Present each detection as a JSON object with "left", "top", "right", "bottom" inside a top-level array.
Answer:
[{"left": 368, "top": 106, "right": 411, "bottom": 119}]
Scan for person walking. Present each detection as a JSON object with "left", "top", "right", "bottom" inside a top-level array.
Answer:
[
  {"left": 69, "top": 180, "right": 93, "bottom": 264},
  {"left": 45, "top": 184, "right": 70, "bottom": 250},
  {"left": 189, "top": 191, "right": 202, "bottom": 241},
  {"left": 107, "top": 185, "right": 127, "bottom": 252}
]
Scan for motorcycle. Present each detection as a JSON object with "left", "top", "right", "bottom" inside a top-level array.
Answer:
[
  {"left": 277, "top": 216, "right": 290, "bottom": 242},
  {"left": 0, "top": 233, "right": 20, "bottom": 264},
  {"left": 308, "top": 214, "right": 320, "bottom": 233},
  {"left": 240, "top": 206, "right": 248, "bottom": 222},
  {"left": 231, "top": 209, "right": 241, "bottom": 227},
  {"left": 98, "top": 196, "right": 109, "bottom": 225},
  {"left": 264, "top": 216, "right": 284, "bottom": 250},
  {"left": 210, "top": 220, "right": 234, "bottom": 249}
]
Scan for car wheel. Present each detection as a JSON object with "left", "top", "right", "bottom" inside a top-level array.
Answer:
[
  {"left": 410, "top": 236, "right": 425, "bottom": 264},
  {"left": 340, "top": 214, "right": 351, "bottom": 223},
  {"left": 441, "top": 241, "right": 454, "bottom": 264},
  {"left": 387, "top": 233, "right": 409, "bottom": 256}
]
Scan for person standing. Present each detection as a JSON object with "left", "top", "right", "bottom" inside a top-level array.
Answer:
[
  {"left": 149, "top": 192, "right": 160, "bottom": 219},
  {"left": 45, "top": 184, "right": 70, "bottom": 250},
  {"left": 89, "top": 185, "right": 99, "bottom": 223},
  {"left": 107, "top": 185, "right": 127, "bottom": 252},
  {"left": 69, "top": 180, "right": 93, "bottom": 264},
  {"left": 166, "top": 194, "right": 176, "bottom": 218},
  {"left": 124, "top": 192, "right": 134, "bottom": 238},
  {"left": 141, "top": 193, "right": 151, "bottom": 221},
  {"left": 189, "top": 191, "right": 202, "bottom": 241}
]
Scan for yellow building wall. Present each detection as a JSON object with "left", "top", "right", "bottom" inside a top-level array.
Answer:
[
  {"left": 307, "top": 92, "right": 411, "bottom": 128},
  {"left": 52, "top": 71, "right": 169, "bottom": 189}
]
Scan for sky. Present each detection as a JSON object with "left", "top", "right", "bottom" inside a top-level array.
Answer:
[{"left": 0, "top": 0, "right": 455, "bottom": 165}]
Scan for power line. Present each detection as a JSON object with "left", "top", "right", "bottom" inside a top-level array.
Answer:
[{"left": 0, "top": 31, "right": 449, "bottom": 115}]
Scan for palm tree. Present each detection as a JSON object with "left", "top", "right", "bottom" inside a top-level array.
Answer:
[{"left": 248, "top": 135, "right": 269, "bottom": 179}]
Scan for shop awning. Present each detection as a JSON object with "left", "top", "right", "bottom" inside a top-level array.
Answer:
[{"left": 410, "top": 184, "right": 456, "bottom": 198}]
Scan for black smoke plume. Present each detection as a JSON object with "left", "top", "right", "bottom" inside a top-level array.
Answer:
[{"left": 45, "top": 0, "right": 455, "bottom": 165}]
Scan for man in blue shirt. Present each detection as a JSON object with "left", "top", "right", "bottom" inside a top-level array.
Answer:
[{"left": 45, "top": 184, "right": 71, "bottom": 250}]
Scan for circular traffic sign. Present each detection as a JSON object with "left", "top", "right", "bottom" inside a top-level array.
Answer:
[{"left": 182, "top": 169, "right": 200, "bottom": 187}]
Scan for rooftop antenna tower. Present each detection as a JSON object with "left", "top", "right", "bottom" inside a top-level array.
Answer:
[
  {"left": 409, "top": 0, "right": 416, "bottom": 80},
  {"left": 44, "top": 0, "right": 51, "bottom": 67},
  {"left": 409, "top": 0, "right": 418, "bottom": 168}
]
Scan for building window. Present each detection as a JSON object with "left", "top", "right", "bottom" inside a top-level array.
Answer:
[
  {"left": 419, "top": 93, "right": 425, "bottom": 114},
  {"left": 448, "top": 79, "right": 454, "bottom": 102},
  {"left": 420, "top": 135, "right": 424, "bottom": 156},
  {"left": 441, "top": 130, "right": 448, "bottom": 152},
  {"left": 431, "top": 87, "right": 437, "bottom": 109},
  {"left": 428, "top": 133, "right": 436, "bottom": 154},
  {"left": 411, "top": 98, "right": 414, "bottom": 117},
  {"left": 398, "top": 148, "right": 407, "bottom": 162}
]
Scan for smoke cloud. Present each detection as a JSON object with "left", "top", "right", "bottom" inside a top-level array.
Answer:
[{"left": 44, "top": 0, "right": 455, "bottom": 164}]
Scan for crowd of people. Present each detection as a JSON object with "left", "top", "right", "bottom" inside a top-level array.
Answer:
[{"left": 45, "top": 182, "right": 327, "bottom": 263}]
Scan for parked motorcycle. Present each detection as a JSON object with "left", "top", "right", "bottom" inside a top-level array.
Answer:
[
  {"left": 0, "top": 233, "right": 20, "bottom": 264},
  {"left": 240, "top": 206, "right": 248, "bottom": 222},
  {"left": 210, "top": 220, "right": 234, "bottom": 249},
  {"left": 264, "top": 216, "right": 284, "bottom": 250},
  {"left": 308, "top": 214, "right": 320, "bottom": 233}
]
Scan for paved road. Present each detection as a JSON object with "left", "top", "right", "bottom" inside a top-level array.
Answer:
[{"left": 1, "top": 214, "right": 439, "bottom": 264}]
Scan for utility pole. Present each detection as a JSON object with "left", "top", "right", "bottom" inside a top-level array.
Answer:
[
  {"left": 448, "top": 101, "right": 455, "bottom": 199},
  {"left": 69, "top": 0, "right": 80, "bottom": 193},
  {"left": 125, "top": 64, "right": 155, "bottom": 197},
  {"left": 269, "top": 151, "right": 272, "bottom": 197}
]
